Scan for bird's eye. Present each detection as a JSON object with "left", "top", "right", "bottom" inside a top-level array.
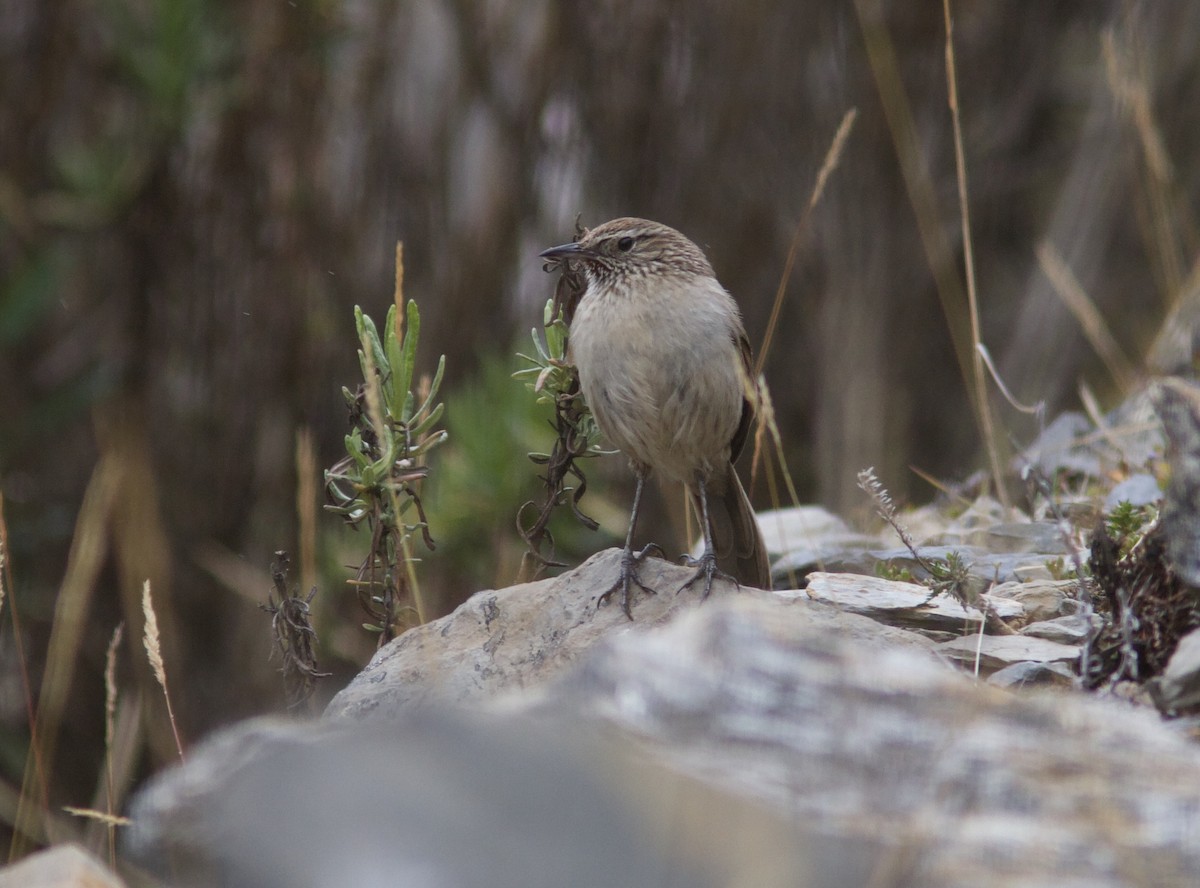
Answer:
[{"left": 616, "top": 236, "right": 634, "bottom": 252}]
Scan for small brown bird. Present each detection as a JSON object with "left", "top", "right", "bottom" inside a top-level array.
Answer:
[{"left": 540, "top": 218, "right": 771, "bottom": 616}]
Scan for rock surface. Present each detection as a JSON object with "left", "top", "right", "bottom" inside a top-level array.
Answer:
[
  {"left": 1149, "top": 627, "right": 1200, "bottom": 715},
  {"left": 325, "top": 548, "right": 933, "bottom": 720},
  {"left": 936, "top": 633, "right": 1081, "bottom": 675},
  {"left": 996, "top": 579, "right": 1083, "bottom": 622},
  {"left": 127, "top": 709, "right": 879, "bottom": 888},
  {"left": 516, "top": 595, "right": 1200, "bottom": 886},
  {"left": 0, "top": 844, "right": 125, "bottom": 888},
  {"left": 1154, "top": 379, "right": 1200, "bottom": 587},
  {"left": 1020, "top": 613, "right": 1095, "bottom": 644},
  {"left": 987, "top": 660, "right": 1077, "bottom": 689},
  {"left": 126, "top": 385, "right": 1200, "bottom": 888},
  {"left": 797, "top": 571, "right": 1023, "bottom": 630},
  {"left": 131, "top": 549, "right": 1200, "bottom": 887}
]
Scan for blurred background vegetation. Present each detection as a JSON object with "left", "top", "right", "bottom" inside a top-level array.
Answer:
[{"left": 1, "top": 0, "right": 1198, "bottom": 855}]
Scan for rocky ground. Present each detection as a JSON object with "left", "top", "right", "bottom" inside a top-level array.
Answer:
[{"left": 11, "top": 380, "right": 1200, "bottom": 887}]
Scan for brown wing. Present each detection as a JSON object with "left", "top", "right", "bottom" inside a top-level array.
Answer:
[{"left": 729, "top": 330, "right": 756, "bottom": 463}]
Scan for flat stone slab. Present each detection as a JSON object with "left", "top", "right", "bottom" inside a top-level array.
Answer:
[
  {"left": 938, "top": 634, "right": 1080, "bottom": 675},
  {"left": 792, "top": 571, "right": 1023, "bottom": 631},
  {"left": 1020, "top": 614, "right": 1095, "bottom": 645}
]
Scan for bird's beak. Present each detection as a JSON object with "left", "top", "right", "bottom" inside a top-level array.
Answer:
[{"left": 539, "top": 242, "right": 588, "bottom": 261}]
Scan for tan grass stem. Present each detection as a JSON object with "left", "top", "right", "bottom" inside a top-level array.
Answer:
[
  {"left": 755, "top": 108, "right": 856, "bottom": 377},
  {"left": 943, "top": 0, "right": 1009, "bottom": 509},
  {"left": 1036, "top": 242, "right": 1138, "bottom": 393},
  {"left": 141, "top": 581, "right": 184, "bottom": 760},
  {"left": 103, "top": 623, "right": 123, "bottom": 866},
  {"left": 295, "top": 427, "right": 319, "bottom": 595}
]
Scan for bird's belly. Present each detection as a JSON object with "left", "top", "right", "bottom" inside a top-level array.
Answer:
[{"left": 571, "top": 301, "right": 742, "bottom": 483}]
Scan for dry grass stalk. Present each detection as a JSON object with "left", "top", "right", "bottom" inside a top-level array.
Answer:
[
  {"left": 1146, "top": 258, "right": 1200, "bottom": 373},
  {"left": 104, "top": 625, "right": 122, "bottom": 764},
  {"left": 62, "top": 807, "right": 131, "bottom": 827},
  {"left": 853, "top": 0, "right": 1007, "bottom": 509},
  {"left": 755, "top": 107, "right": 856, "bottom": 376},
  {"left": 755, "top": 378, "right": 809, "bottom": 588},
  {"left": 976, "top": 343, "right": 1043, "bottom": 417},
  {"left": 12, "top": 457, "right": 121, "bottom": 858},
  {"left": 295, "top": 427, "right": 319, "bottom": 595},
  {"left": 1102, "top": 29, "right": 1182, "bottom": 299},
  {"left": 943, "top": 0, "right": 1008, "bottom": 511},
  {"left": 757, "top": 379, "right": 803, "bottom": 515},
  {"left": 1102, "top": 27, "right": 1193, "bottom": 314},
  {"left": 746, "top": 106, "right": 855, "bottom": 572},
  {"left": 391, "top": 241, "right": 429, "bottom": 626},
  {"left": 141, "top": 581, "right": 184, "bottom": 760},
  {"left": 1036, "top": 242, "right": 1137, "bottom": 392},
  {"left": 102, "top": 622, "right": 123, "bottom": 866},
  {"left": 852, "top": 0, "right": 976, "bottom": 401},
  {"left": 1101, "top": 30, "right": 1172, "bottom": 184},
  {"left": 857, "top": 468, "right": 917, "bottom": 555},
  {"left": 0, "top": 497, "right": 6, "bottom": 622}
]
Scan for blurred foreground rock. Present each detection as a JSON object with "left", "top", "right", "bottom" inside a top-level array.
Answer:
[
  {"left": 1149, "top": 627, "right": 1200, "bottom": 715},
  {"left": 129, "top": 550, "right": 1200, "bottom": 887},
  {"left": 127, "top": 710, "right": 878, "bottom": 888},
  {"left": 1153, "top": 378, "right": 1200, "bottom": 587},
  {"left": 0, "top": 844, "right": 125, "bottom": 888}
]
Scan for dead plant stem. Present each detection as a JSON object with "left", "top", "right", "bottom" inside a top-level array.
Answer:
[{"left": 943, "top": 0, "right": 1008, "bottom": 510}]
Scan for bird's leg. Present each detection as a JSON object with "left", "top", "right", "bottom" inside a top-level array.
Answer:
[
  {"left": 598, "top": 470, "right": 663, "bottom": 619},
  {"left": 678, "top": 473, "right": 737, "bottom": 599}
]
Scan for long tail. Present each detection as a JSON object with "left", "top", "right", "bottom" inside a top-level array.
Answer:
[{"left": 693, "top": 467, "right": 772, "bottom": 590}]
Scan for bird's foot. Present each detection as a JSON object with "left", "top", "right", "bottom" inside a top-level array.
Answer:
[
  {"left": 598, "top": 544, "right": 664, "bottom": 619},
  {"left": 676, "top": 550, "right": 738, "bottom": 600}
]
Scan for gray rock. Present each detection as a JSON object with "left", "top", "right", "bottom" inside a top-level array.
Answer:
[
  {"left": 982, "top": 521, "right": 1076, "bottom": 554},
  {"left": 928, "top": 495, "right": 1008, "bottom": 540},
  {"left": 1148, "top": 627, "right": 1200, "bottom": 715},
  {"left": 520, "top": 596, "right": 1200, "bottom": 886},
  {"left": 1020, "top": 614, "right": 1096, "bottom": 645},
  {"left": 1019, "top": 411, "right": 1100, "bottom": 477},
  {"left": 754, "top": 505, "right": 879, "bottom": 583},
  {"left": 1105, "top": 383, "right": 1166, "bottom": 467},
  {"left": 1153, "top": 379, "right": 1200, "bottom": 586},
  {"left": 797, "top": 571, "right": 1022, "bottom": 631},
  {"left": 326, "top": 549, "right": 934, "bottom": 720},
  {"left": 1104, "top": 472, "right": 1162, "bottom": 510},
  {"left": 0, "top": 844, "right": 125, "bottom": 888},
  {"left": 755, "top": 504, "right": 871, "bottom": 555},
  {"left": 937, "top": 633, "right": 1080, "bottom": 675},
  {"left": 993, "top": 579, "right": 1083, "bottom": 622},
  {"left": 987, "top": 661, "right": 1077, "bottom": 689},
  {"left": 128, "top": 710, "right": 867, "bottom": 888},
  {"left": 1018, "top": 393, "right": 1164, "bottom": 487},
  {"left": 771, "top": 542, "right": 876, "bottom": 583},
  {"left": 128, "top": 553, "right": 1200, "bottom": 888}
]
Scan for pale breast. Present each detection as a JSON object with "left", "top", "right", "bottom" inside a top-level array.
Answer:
[{"left": 569, "top": 274, "right": 745, "bottom": 484}]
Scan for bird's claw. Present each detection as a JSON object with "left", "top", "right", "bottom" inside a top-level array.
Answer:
[
  {"left": 676, "top": 550, "right": 738, "bottom": 600},
  {"left": 598, "top": 544, "right": 663, "bottom": 619}
]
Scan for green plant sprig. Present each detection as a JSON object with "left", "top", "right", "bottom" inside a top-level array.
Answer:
[
  {"left": 325, "top": 300, "right": 446, "bottom": 639},
  {"left": 513, "top": 298, "right": 608, "bottom": 579},
  {"left": 1105, "top": 500, "right": 1159, "bottom": 560}
]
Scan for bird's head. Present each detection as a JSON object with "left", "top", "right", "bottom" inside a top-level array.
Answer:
[{"left": 540, "top": 217, "right": 714, "bottom": 286}]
